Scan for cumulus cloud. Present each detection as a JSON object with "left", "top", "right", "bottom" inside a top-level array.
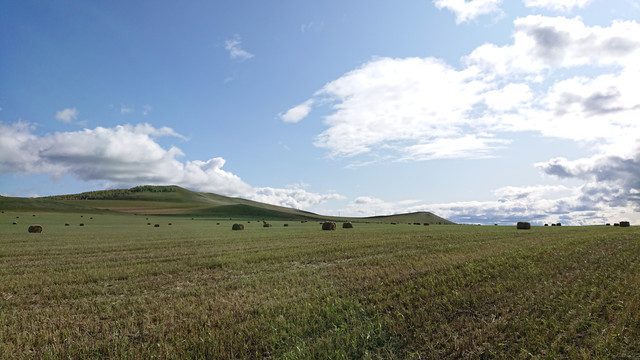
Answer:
[
  {"left": 225, "top": 34, "right": 254, "bottom": 62},
  {"left": 280, "top": 100, "right": 314, "bottom": 123},
  {"left": 55, "top": 107, "right": 78, "bottom": 123},
  {"left": 282, "top": 16, "right": 640, "bottom": 160},
  {"left": 466, "top": 16, "right": 640, "bottom": 74},
  {"left": 0, "top": 121, "right": 341, "bottom": 209},
  {"left": 279, "top": 15, "right": 640, "bottom": 223},
  {"left": 433, "top": 0, "right": 503, "bottom": 24}
]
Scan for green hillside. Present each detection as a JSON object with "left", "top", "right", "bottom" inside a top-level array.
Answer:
[{"left": 1, "top": 185, "right": 454, "bottom": 223}]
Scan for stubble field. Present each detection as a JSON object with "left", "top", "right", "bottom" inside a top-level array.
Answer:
[{"left": 1, "top": 211, "right": 639, "bottom": 359}]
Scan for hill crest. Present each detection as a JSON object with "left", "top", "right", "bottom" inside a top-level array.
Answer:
[{"left": 4, "top": 185, "right": 454, "bottom": 224}]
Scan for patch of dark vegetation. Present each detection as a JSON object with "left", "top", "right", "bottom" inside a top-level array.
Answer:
[{"left": 43, "top": 185, "right": 178, "bottom": 201}]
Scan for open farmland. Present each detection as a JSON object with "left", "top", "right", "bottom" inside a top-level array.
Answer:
[{"left": 1, "top": 212, "right": 639, "bottom": 359}]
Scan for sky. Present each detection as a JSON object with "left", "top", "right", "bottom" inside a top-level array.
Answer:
[{"left": 1, "top": 0, "right": 640, "bottom": 225}]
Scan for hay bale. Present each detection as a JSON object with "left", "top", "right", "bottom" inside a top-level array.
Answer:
[
  {"left": 556, "top": 223, "right": 562, "bottom": 227},
  {"left": 28, "top": 225, "right": 43, "bottom": 233},
  {"left": 322, "top": 221, "right": 337, "bottom": 230},
  {"left": 79, "top": 223, "right": 85, "bottom": 226},
  {"left": 232, "top": 223, "right": 244, "bottom": 230},
  {"left": 284, "top": 224, "right": 289, "bottom": 227},
  {"left": 342, "top": 222, "right": 354, "bottom": 229},
  {"left": 263, "top": 222, "right": 272, "bottom": 228},
  {"left": 516, "top": 222, "right": 531, "bottom": 230},
  {"left": 154, "top": 224, "right": 160, "bottom": 227},
  {"left": 12, "top": 222, "right": 17, "bottom": 225},
  {"left": 620, "top": 221, "right": 631, "bottom": 227},
  {"left": 614, "top": 223, "right": 620, "bottom": 227},
  {"left": 65, "top": 223, "right": 70, "bottom": 226}
]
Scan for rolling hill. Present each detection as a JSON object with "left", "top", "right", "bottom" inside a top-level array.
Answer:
[{"left": 1, "top": 185, "right": 455, "bottom": 224}]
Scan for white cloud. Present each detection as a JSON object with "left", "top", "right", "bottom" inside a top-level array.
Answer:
[
  {"left": 225, "top": 35, "right": 254, "bottom": 62},
  {"left": 142, "top": 105, "right": 152, "bottom": 116},
  {"left": 0, "top": 121, "right": 341, "bottom": 210},
  {"left": 280, "top": 100, "right": 314, "bottom": 123},
  {"left": 248, "top": 186, "right": 344, "bottom": 210},
  {"left": 433, "top": 0, "right": 503, "bottom": 24},
  {"left": 55, "top": 107, "right": 78, "bottom": 123},
  {"left": 282, "top": 16, "right": 640, "bottom": 163},
  {"left": 337, "top": 183, "right": 638, "bottom": 225},
  {"left": 278, "top": 15, "right": 640, "bottom": 224},
  {"left": 466, "top": 16, "right": 640, "bottom": 74},
  {"left": 308, "top": 56, "right": 491, "bottom": 159},
  {"left": 522, "top": 0, "right": 594, "bottom": 11},
  {"left": 120, "top": 105, "right": 133, "bottom": 114}
]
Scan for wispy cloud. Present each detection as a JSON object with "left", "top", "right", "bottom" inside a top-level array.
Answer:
[
  {"left": 522, "top": 0, "right": 594, "bottom": 11},
  {"left": 120, "top": 105, "right": 133, "bottom": 114},
  {"left": 433, "top": 0, "right": 503, "bottom": 24},
  {"left": 225, "top": 34, "right": 254, "bottom": 62},
  {"left": 279, "top": 100, "right": 313, "bottom": 123},
  {"left": 55, "top": 107, "right": 78, "bottom": 123}
]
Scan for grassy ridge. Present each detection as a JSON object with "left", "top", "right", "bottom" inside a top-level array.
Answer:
[
  {"left": 1, "top": 185, "right": 454, "bottom": 224},
  {"left": 1, "top": 211, "right": 638, "bottom": 358}
]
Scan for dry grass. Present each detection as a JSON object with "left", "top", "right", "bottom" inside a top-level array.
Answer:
[{"left": 1, "top": 212, "right": 639, "bottom": 359}]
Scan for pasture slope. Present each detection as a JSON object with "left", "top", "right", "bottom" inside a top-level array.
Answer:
[
  {"left": 1, "top": 187, "right": 639, "bottom": 358},
  {"left": 2, "top": 185, "right": 454, "bottom": 224}
]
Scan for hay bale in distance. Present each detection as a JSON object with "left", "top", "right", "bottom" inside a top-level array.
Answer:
[
  {"left": 620, "top": 221, "right": 631, "bottom": 227},
  {"left": 342, "top": 222, "right": 354, "bottom": 229},
  {"left": 154, "top": 224, "right": 160, "bottom": 227},
  {"left": 322, "top": 221, "right": 337, "bottom": 230},
  {"left": 79, "top": 223, "right": 85, "bottom": 226},
  {"left": 232, "top": 223, "right": 244, "bottom": 230},
  {"left": 556, "top": 223, "right": 562, "bottom": 227},
  {"left": 28, "top": 225, "right": 43, "bottom": 233},
  {"left": 614, "top": 223, "right": 620, "bottom": 226},
  {"left": 517, "top": 222, "right": 531, "bottom": 230},
  {"left": 284, "top": 224, "right": 289, "bottom": 227},
  {"left": 263, "top": 222, "right": 272, "bottom": 228}
]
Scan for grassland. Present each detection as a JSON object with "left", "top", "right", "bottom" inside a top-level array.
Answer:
[{"left": 1, "top": 210, "right": 639, "bottom": 359}]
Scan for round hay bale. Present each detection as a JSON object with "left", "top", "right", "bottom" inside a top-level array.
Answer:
[
  {"left": 516, "top": 222, "right": 531, "bottom": 230},
  {"left": 342, "top": 222, "right": 354, "bottom": 229},
  {"left": 28, "top": 225, "right": 43, "bottom": 233},
  {"left": 322, "top": 221, "right": 337, "bottom": 230},
  {"left": 263, "top": 222, "right": 272, "bottom": 228},
  {"left": 556, "top": 223, "right": 562, "bottom": 227},
  {"left": 232, "top": 223, "right": 244, "bottom": 230},
  {"left": 620, "top": 221, "right": 631, "bottom": 227},
  {"left": 614, "top": 223, "right": 620, "bottom": 226},
  {"left": 65, "top": 223, "right": 70, "bottom": 226},
  {"left": 12, "top": 222, "right": 18, "bottom": 225},
  {"left": 284, "top": 224, "right": 289, "bottom": 227},
  {"left": 168, "top": 223, "right": 172, "bottom": 226},
  {"left": 154, "top": 224, "right": 160, "bottom": 227},
  {"left": 79, "top": 223, "right": 85, "bottom": 226},
  {"left": 424, "top": 223, "right": 430, "bottom": 226},
  {"left": 147, "top": 223, "right": 151, "bottom": 225}
]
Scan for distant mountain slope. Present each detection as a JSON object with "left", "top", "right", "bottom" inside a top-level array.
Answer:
[{"left": 1, "top": 185, "right": 455, "bottom": 223}]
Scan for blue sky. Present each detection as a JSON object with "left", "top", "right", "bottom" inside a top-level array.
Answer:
[{"left": 1, "top": 0, "right": 639, "bottom": 225}]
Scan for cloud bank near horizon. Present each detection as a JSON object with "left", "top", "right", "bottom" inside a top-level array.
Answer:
[{"left": 0, "top": 121, "right": 341, "bottom": 210}]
